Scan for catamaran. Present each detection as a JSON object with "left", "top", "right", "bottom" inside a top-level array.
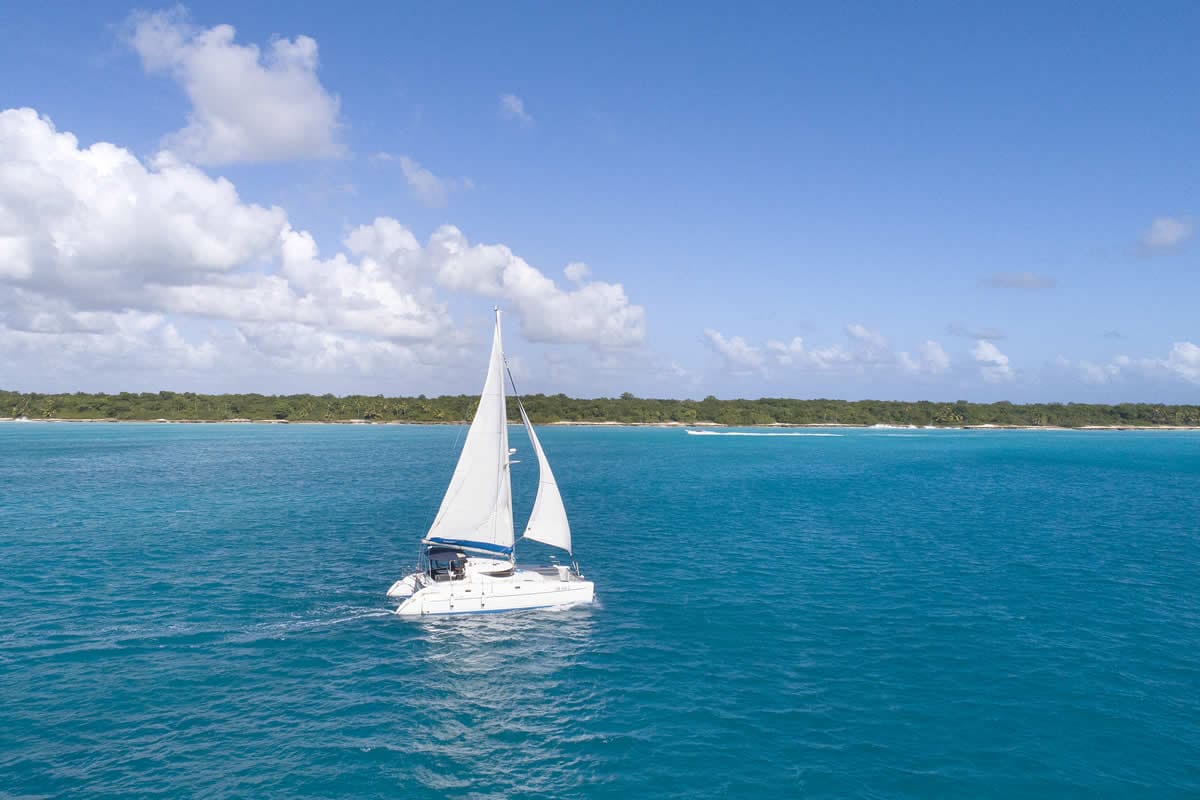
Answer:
[{"left": 386, "top": 309, "right": 596, "bottom": 616}]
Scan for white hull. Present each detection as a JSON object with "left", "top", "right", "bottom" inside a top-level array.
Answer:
[{"left": 390, "top": 562, "right": 595, "bottom": 617}]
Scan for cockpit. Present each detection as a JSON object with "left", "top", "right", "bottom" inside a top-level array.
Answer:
[{"left": 425, "top": 547, "right": 467, "bottom": 581}]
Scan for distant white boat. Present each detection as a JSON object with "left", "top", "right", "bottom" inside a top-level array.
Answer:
[{"left": 387, "top": 309, "right": 595, "bottom": 616}]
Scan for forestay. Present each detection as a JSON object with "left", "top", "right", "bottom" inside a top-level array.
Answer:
[
  {"left": 517, "top": 402, "right": 573, "bottom": 554},
  {"left": 424, "top": 312, "right": 514, "bottom": 555}
]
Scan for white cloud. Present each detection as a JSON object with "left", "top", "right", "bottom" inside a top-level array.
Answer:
[
  {"left": 152, "top": 220, "right": 646, "bottom": 348},
  {"left": 1153, "top": 342, "right": 1200, "bottom": 383},
  {"left": 128, "top": 10, "right": 342, "bottom": 164},
  {"left": 765, "top": 337, "right": 851, "bottom": 370},
  {"left": 764, "top": 327, "right": 947, "bottom": 377},
  {"left": 0, "top": 307, "right": 219, "bottom": 377},
  {"left": 899, "top": 340, "right": 950, "bottom": 375},
  {"left": 845, "top": 323, "right": 890, "bottom": 360},
  {"left": 1058, "top": 343, "right": 1200, "bottom": 386},
  {"left": 1139, "top": 216, "right": 1194, "bottom": 252},
  {"left": 274, "top": 226, "right": 451, "bottom": 340},
  {"left": 0, "top": 107, "right": 645, "bottom": 390},
  {"left": 425, "top": 226, "right": 644, "bottom": 347},
  {"left": 704, "top": 329, "right": 765, "bottom": 374},
  {"left": 972, "top": 340, "right": 1014, "bottom": 382},
  {"left": 233, "top": 321, "right": 448, "bottom": 374},
  {"left": 395, "top": 156, "right": 471, "bottom": 208},
  {"left": 1079, "top": 360, "right": 1122, "bottom": 384},
  {"left": 0, "top": 108, "right": 286, "bottom": 305},
  {"left": 564, "top": 262, "right": 591, "bottom": 282},
  {"left": 766, "top": 337, "right": 807, "bottom": 366},
  {"left": 921, "top": 340, "right": 951, "bottom": 373},
  {"left": 399, "top": 157, "right": 449, "bottom": 207},
  {"left": 500, "top": 94, "right": 534, "bottom": 126}
]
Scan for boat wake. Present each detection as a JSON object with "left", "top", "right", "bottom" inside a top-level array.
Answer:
[
  {"left": 230, "top": 607, "right": 395, "bottom": 642},
  {"left": 685, "top": 430, "right": 842, "bottom": 437}
]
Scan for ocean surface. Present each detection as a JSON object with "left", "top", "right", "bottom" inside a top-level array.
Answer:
[{"left": 2, "top": 422, "right": 1198, "bottom": 799}]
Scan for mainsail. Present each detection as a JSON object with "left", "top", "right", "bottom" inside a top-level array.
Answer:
[
  {"left": 424, "top": 311, "right": 514, "bottom": 556},
  {"left": 517, "top": 402, "right": 573, "bottom": 555}
]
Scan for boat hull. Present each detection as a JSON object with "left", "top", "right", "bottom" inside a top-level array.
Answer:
[{"left": 393, "top": 567, "right": 595, "bottom": 616}]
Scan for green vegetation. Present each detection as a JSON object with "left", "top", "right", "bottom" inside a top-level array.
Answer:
[{"left": 2, "top": 389, "right": 1199, "bottom": 427}]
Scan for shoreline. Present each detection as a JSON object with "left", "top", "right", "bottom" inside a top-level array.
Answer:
[{"left": 2, "top": 417, "right": 1198, "bottom": 431}]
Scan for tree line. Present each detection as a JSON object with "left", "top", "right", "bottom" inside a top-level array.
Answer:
[{"left": 2, "top": 390, "right": 1198, "bottom": 427}]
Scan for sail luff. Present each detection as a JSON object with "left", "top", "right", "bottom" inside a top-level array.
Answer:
[
  {"left": 517, "top": 401, "right": 573, "bottom": 554},
  {"left": 424, "top": 310, "right": 514, "bottom": 554}
]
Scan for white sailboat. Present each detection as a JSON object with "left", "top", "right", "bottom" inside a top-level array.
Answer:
[{"left": 386, "top": 309, "right": 596, "bottom": 616}]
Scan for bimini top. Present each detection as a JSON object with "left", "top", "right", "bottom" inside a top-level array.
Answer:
[{"left": 425, "top": 546, "right": 467, "bottom": 563}]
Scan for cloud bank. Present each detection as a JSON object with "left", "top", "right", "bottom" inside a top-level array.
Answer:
[{"left": 0, "top": 108, "right": 643, "bottom": 387}]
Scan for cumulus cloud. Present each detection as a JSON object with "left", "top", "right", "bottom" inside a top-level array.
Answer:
[
  {"left": 972, "top": 340, "right": 1014, "bottom": 382},
  {"left": 232, "top": 321, "right": 450, "bottom": 374},
  {"left": 1079, "top": 359, "right": 1124, "bottom": 384},
  {"left": 765, "top": 336, "right": 852, "bottom": 370},
  {"left": 704, "top": 329, "right": 765, "bottom": 374},
  {"left": 500, "top": 94, "right": 534, "bottom": 126},
  {"left": 0, "top": 107, "right": 645, "bottom": 388},
  {"left": 1139, "top": 216, "right": 1193, "bottom": 253},
  {"left": 1159, "top": 342, "right": 1200, "bottom": 382},
  {"left": 0, "top": 108, "right": 286, "bottom": 305},
  {"left": 150, "top": 220, "right": 645, "bottom": 349},
  {"left": 763, "top": 325, "right": 948, "bottom": 377},
  {"left": 1058, "top": 343, "right": 1200, "bottom": 387},
  {"left": 0, "top": 306, "right": 219, "bottom": 377},
  {"left": 765, "top": 337, "right": 807, "bottom": 366},
  {"left": 564, "top": 262, "right": 591, "bottom": 282},
  {"left": 424, "top": 226, "right": 644, "bottom": 347},
  {"left": 845, "top": 323, "right": 889, "bottom": 356},
  {"left": 128, "top": 9, "right": 342, "bottom": 164},
  {"left": 899, "top": 341, "right": 950, "bottom": 376},
  {"left": 986, "top": 272, "right": 1057, "bottom": 289}
]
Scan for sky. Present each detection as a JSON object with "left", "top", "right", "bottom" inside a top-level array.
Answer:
[{"left": 1, "top": 1, "right": 1197, "bottom": 402}]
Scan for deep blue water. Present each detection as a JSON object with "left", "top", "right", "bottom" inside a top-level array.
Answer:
[{"left": 1, "top": 422, "right": 1198, "bottom": 798}]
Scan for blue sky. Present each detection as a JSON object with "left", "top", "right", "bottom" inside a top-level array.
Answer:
[{"left": 1, "top": 2, "right": 1197, "bottom": 401}]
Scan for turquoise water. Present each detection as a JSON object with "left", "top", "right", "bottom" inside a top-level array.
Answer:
[{"left": 2, "top": 423, "right": 1198, "bottom": 798}]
